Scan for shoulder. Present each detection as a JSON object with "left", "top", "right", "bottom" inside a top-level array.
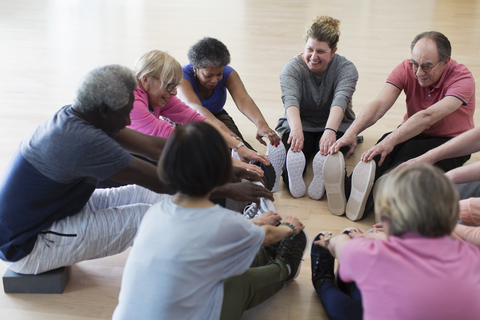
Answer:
[
  {"left": 223, "top": 65, "right": 235, "bottom": 78},
  {"left": 280, "top": 54, "right": 306, "bottom": 79},
  {"left": 444, "top": 59, "right": 475, "bottom": 84},
  {"left": 182, "top": 64, "right": 194, "bottom": 80}
]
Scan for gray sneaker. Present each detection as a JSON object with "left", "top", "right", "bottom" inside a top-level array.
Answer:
[
  {"left": 267, "top": 141, "right": 286, "bottom": 192},
  {"left": 242, "top": 197, "right": 277, "bottom": 219},
  {"left": 308, "top": 152, "right": 327, "bottom": 200}
]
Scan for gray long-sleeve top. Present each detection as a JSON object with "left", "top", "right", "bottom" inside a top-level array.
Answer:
[{"left": 275, "top": 53, "right": 358, "bottom": 138}]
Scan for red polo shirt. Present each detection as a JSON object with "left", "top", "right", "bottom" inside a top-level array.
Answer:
[{"left": 387, "top": 59, "right": 475, "bottom": 137}]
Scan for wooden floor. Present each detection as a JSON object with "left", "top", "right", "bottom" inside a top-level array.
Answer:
[{"left": 1, "top": 0, "right": 479, "bottom": 319}]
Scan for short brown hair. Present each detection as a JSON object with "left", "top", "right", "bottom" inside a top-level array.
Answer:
[
  {"left": 305, "top": 16, "right": 341, "bottom": 49},
  {"left": 375, "top": 163, "right": 459, "bottom": 237}
]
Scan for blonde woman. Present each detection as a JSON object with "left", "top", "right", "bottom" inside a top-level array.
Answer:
[
  {"left": 310, "top": 163, "right": 480, "bottom": 320},
  {"left": 128, "top": 50, "right": 270, "bottom": 176}
]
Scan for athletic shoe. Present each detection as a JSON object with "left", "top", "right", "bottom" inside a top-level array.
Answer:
[
  {"left": 308, "top": 152, "right": 327, "bottom": 200},
  {"left": 310, "top": 231, "right": 335, "bottom": 286},
  {"left": 323, "top": 153, "right": 346, "bottom": 215},
  {"left": 267, "top": 141, "right": 286, "bottom": 192},
  {"left": 261, "top": 242, "right": 281, "bottom": 263},
  {"left": 340, "top": 227, "right": 357, "bottom": 235},
  {"left": 242, "top": 182, "right": 277, "bottom": 219},
  {"left": 276, "top": 229, "right": 309, "bottom": 282},
  {"left": 346, "top": 160, "right": 376, "bottom": 221},
  {"left": 286, "top": 149, "right": 306, "bottom": 198},
  {"left": 231, "top": 149, "right": 241, "bottom": 161}
]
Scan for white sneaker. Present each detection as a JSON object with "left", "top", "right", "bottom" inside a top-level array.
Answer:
[
  {"left": 286, "top": 149, "right": 306, "bottom": 198},
  {"left": 323, "top": 153, "right": 346, "bottom": 216},
  {"left": 266, "top": 141, "right": 286, "bottom": 192},
  {"left": 346, "top": 160, "right": 376, "bottom": 221},
  {"left": 308, "top": 152, "right": 327, "bottom": 200}
]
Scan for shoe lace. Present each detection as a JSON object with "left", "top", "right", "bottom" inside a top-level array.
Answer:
[
  {"left": 277, "top": 238, "right": 304, "bottom": 265},
  {"left": 243, "top": 203, "right": 258, "bottom": 219},
  {"left": 312, "top": 249, "right": 335, "bottom": 282}
]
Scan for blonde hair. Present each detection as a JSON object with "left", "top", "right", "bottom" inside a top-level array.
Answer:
[
  {"left": 134, "top": 50, "right": 183, "bottom": 88},
  {"left": 375, "top": 163, "right": 459, "bottom": 237},
  {"left": 305, "top": 16, "right": 341, "bottom": 49}
]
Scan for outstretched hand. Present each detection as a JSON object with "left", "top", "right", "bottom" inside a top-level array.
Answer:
[
  {"left": 252, "top": 211, "right": 282, "bottom": 226},
  {"left": 237, "top": 146, "right": 270, "bottom": 166},
  {"left": 256, "top": 125, "right": 281, "bottom": 147},
  {"left": 283, "top": 215, "right": 305, "bottom": 235},
  {"left": 220, "top": 182, "right": 273, "bottom": 206},
  {"left": 231, "top": 166, "right": 264, "bottom": 183},
  {"left": 329, "top": 134, "right": 357, "bottom": 158},
  {"left": 360, "top": 140, "right": 393, "bottom": 166},
  {"left": 231, "top": 157, "right": 264, "bottom": 178}
]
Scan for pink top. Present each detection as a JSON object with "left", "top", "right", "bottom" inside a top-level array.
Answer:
[
  {"left": 453, "top": 198, "right": 480, "bottom": 248},
  {"left": 127, "top": 87, "right": 206, "bottom": 138},
  {"left": 387, "top": 59, "right": 475, "bottom": 137},
  {"left": 340, "top": 234, "right": 480, "bottom": 320}
]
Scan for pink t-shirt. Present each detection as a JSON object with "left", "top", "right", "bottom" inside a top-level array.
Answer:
[
  {"left": 340, "top": 234, "right": 480, "bottom": 320},
  {"left": 387, "top": 59, "right": 475, "bottom": 137},
  {"left": 127, "top": 87, "right": 206, "bottom": 138}
]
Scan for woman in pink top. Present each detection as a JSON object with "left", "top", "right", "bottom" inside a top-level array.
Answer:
[
  {"left": 310, "top": 164, "right": 480, "bottom": 320},
  {"left": 128, "top": 50, "right": 270, "bottom": 176}
]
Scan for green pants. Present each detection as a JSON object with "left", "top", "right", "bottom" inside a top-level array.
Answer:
[{"left": 220, "top": 248, "right": 289, "bottom": 320}]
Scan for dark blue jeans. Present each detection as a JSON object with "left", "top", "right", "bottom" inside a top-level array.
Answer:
[{"left": 314, "top": 279, "right": 363, "bottom": 320}]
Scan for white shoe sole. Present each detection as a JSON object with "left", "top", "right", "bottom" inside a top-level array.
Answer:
[
  {"left": 346, "top": 160, "right": 376, "bottom": 221},
  {"left": 323, "top": 153, "right": 346, "bottom": 215},
  {"left": 286, "top": 149, "right": 306, "bottom": 198},
  {"left": 308, "top": 152, "right": 327, "bottom": 200},
  {"left": 267, "top": 141, "right": 286, "bottom": 192}
]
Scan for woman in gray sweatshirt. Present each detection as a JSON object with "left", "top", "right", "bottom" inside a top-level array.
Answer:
[{"left": 275, "top": 16, "right": 358, "bottom": 199}]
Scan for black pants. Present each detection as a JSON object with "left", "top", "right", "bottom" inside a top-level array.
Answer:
[
  {"left": 358, "top": 132, "right": 471, "bottom": 216},
  {"left": 281, "top": 130, "right": 347, "bottom": 189},
  {"left": 215, "top": 109, "right": 254, "bottom": 151}
]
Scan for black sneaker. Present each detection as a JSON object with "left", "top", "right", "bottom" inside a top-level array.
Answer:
[
  {"left": 310, "top": 232, "right": 335, "bottom": 287},
  {"left": 276, "top": 229, "right": 309, "bottom": 282},
  {"left": 261, "top": 242, "right": 280, "bottom": 263}
]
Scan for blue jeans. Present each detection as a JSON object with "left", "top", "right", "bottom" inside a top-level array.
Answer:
[{"left": 314, "top": 279, "right": 363, "bottom": 320}]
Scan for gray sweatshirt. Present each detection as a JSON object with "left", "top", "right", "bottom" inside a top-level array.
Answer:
[{"left": 275, "top": 53, "right": 358, "bottom": 138}]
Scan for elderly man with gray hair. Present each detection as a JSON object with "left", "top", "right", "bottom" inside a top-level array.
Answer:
[{"left": 0, "top": 65, "right": 272, "bottom": 275}]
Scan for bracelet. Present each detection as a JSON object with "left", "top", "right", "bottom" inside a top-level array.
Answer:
[
  {"left": 324, "top": 128, "right": 337, "bottom": 134},
  {"left": 324, "top": 234, "right": 334, "bottom": 247},
  {"left": 233, "top": 141, "right": 245, "bottom": 152},
  {"left": 279, "top": 222, "right": 296, "bottom": 240}
]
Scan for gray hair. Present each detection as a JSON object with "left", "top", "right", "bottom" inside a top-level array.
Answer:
[
  {"left": 187, "top": 37, "right": 231, "bottom": 69},
  {"left": 73, "top": 64, "right": 137, "bottom": 112},
  {"left": 411, "top": 31, "right": 451, "bottom": 61}
]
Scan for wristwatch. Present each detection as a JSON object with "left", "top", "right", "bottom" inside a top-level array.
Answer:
[{"left": 233, "top": 141, "right": 245, "bottom": 151}]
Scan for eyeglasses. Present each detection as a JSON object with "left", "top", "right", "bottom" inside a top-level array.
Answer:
[
  {"left": 149, "top": 75, "right": 180, "bottom": 92},
  {"left": 409, "top": 59, "right": 441, "bottom": 73},
  {"left": 164, "top": 82, "right": 180, "bottom": 93}
]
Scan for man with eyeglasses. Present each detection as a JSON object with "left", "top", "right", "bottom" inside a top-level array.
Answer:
[{"left": 323, "top": 31, "right": 475, "bottom": 221}]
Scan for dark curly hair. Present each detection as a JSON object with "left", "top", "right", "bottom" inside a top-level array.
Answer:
[{"left": 187, "top": 37, "right": 231, "bottom": 69}]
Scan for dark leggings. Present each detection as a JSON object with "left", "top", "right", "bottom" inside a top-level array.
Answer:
[
  {"left": 355, "top": 132, "right": 471, "bottom": 216},
  {"left": 215, "top": 109, "right": 254, "bottom": 151},
  {"left": 281, "top": 130, "right": 347, "bottom": 189}
]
